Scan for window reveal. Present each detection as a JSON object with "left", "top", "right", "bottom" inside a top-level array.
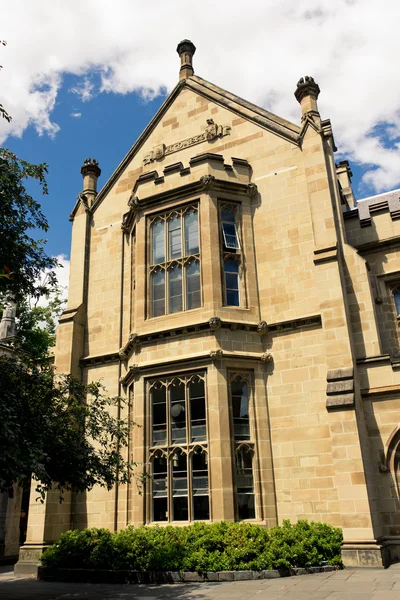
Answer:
[
  {"left": 149, "top": 206, "right": 200, "bottom": 317},
  {"left": 149, "top": 373, "right": 209, "bottom": 522}
]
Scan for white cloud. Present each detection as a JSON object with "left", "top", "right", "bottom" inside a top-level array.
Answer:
[
  {"left": 1, "top": 0, "right": 400, "bottom": 193},
  {"left": 70, "top": 78, "right": 95, "bottom": 102},
  {"left": 70, "top": 111, "right": 82, "bottom": 118}
]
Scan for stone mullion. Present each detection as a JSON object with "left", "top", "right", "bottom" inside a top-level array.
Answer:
[{"left": 207, "top": 363, "right": 235, "bottom": 521}]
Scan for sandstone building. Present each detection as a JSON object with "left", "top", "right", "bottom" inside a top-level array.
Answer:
[{"left": 15, "top": 40, "right": 400, "bottom": 570}]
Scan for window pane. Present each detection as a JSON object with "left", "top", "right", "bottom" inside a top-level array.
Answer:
[
  {"left": 153, "top": 497, "right": 168, "bottom": 522},
  {"left": 172, "top": 453, "right": 188, "bottom": 521},
  {"left": 173, "top": 497, "right": 188, "bottom": 521},
  {"left": 168, "top": 216, "right": 182, "bottom": 259},
  {"left": 153, "top": 456, "right": 167, "bottom": 521},
  {"left": 186, "top": 261, "right": 201, "bottom": 310},
  {"left": 222, "top": 222, "right": 240, "bottom": 249},
  {"left": 170, "top": 383, "right": 186, "bottom": 444},
  {"left": 395, "top": 289, "right": 400, "bottom": 315},
  {"left": 226, "top": 290, "right": 239, "bottom": 307},
  {"left": 226, "top": 273, "right": 239, "bottom": 290},
  {"left": 151, "top": 220, "right": 165, "bottom": 264},
  {"left": 192, "top": 452, "right": 209, "bottom": 520},
  {"left": 221, "top": 208, "right": 235, "bottom": 223},
  {"left": 225, "top": 260, "right": 239, "bottom": 307},
  {"left": 184, "top": 211, "right": 199, "bottom": 255},
  {"left": 152, "top": 271, "right": 165, "bottom": 317},
  {"left": 152, "top": 387, "right": 166, "bottom": 446},
  {"left": 232, "top": 381, "right": 250, "bottom": 440},
  {"left": 168, "top": 265, "right": 183, "bottom": 313},
  {"left": 193, "top": 496, "right": 209, "bottom": 521},
  {"left": 238, "top": 494, "right": 255, "bottom": 520},
  {"left": 190, "top": 379, "right": 206, "bottom": 442},
  {"left": 236, "top": 450, "right": 255, "bottom": 520},
  {"left": 225, "top": 259, "right": 239, "bottom": 274}
]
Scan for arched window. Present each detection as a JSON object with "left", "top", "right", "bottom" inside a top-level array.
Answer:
[
  {"left": 149, "top": 206, "right": 200, "bottom": 317},
  {"left": 149, "top": 373, "right": 209, "bottom": 522}
]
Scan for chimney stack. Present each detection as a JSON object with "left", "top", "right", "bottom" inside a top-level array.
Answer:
[
  {"left": 176, "top": 39, "right": 196, "bottom": 80},
  {"left": 294, "top": 76, "right": 320, "bottom": 121},
  {"left": 80, "top": 158, "right": 101, "bottom": 202}
]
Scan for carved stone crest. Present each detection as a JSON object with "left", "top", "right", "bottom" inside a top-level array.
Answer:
[
  {"left": 128, "top": 193, "right": 139, "bottom": 210},
  {"left": 200, "top": 174, "right": 215, "bottom": 190},
  {"left": 247, "top": 183, "right": 258, "bottom": 197},
  {"left": 208, "top": 317, "right": 222, "bottom": 331},
  {"left": 257, "top": 321, "right": 269, "bottom": 335},
  {"left": 143, "top": 119, "right": 231, "bottom": 165},
  {"left": 260, "top": 352, "right": 273, "bottom": 363}
]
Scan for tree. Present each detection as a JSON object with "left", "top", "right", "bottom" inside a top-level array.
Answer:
[
  {"left": 0, "top": 39, "right": 58, "bottom": 301},
  {"left": 14, "top": 284, "right": 66, "bottom": 363},
  {"left": 0, "top": 43, "right": 136, "bottom": 500},
  {"left": 0, "top": 148, "right": 59, "bottom": 302},
  {"left": 0, "top": 356, "right": 136, "bottom": 499}
]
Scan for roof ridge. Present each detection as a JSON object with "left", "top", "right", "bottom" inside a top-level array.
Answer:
[{"left": 190, "top": 74, "right": 300, "bottom": 134}]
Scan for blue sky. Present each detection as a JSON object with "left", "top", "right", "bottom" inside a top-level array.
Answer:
[
  {"left": 2, "top": 0, "right": 400, "bottom": 269},
  {"left": 4, "top": 79, "right": 166, "bottom": 258}
]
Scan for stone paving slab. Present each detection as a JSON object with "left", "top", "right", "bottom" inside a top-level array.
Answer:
[{"left": 2, "top": 566, "right": 400, "bottom": 599}]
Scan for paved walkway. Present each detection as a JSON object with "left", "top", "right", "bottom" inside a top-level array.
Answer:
[{"left": 2, "top": 565, "right": 400, "bottom": 599}]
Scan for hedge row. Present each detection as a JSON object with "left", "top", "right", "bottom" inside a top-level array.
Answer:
[{"left": 41, "top": 520, "right": 343, "bottom": 572}]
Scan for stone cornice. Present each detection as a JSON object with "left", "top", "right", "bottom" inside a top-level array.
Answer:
[
  {"left": 80, "top": 315, "right": 322, "bottom": 367},
  {"left": 117, "top": 314, "right": 322, "bottom": 361},
  {"left": 120, "top": 350, "right": 272, "bottom": 387},
  {"left": 355, "top": 236, "right": 400, "bottom": 255}
]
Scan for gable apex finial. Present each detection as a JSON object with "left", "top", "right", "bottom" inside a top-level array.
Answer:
[
  {"left": 176, "top": 39, "right": 196, "bottom": 80},
  {"left": 294, "top": 75, "right": 321, "bottom": 120}
]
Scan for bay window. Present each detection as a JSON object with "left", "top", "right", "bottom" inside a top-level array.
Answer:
[
  {"left": 149, "top": 373, "right": 209, "bottom": 522},
  {"left": 149, "top": 205, "right": 201, "bottom": 317}
]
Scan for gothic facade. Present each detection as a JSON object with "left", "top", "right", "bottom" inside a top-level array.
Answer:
[{"left": 15, "top": 40, "right": 400, "bottom": 571}]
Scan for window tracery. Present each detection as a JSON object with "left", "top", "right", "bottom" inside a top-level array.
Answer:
[
  {"left": 149, "top": 205, "right": 201, "bottom": 317},
  {"left": 149, "top": 373, "right": 209, "bottom": 522}
]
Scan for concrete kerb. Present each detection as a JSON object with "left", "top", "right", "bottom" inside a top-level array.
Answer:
[{"left": 37, "top": 565, "right": 337, "bottom": 584}]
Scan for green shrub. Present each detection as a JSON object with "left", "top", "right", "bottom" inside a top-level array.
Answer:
[{"left": 40, "top": 520, "right": 343, "bottom": 572}]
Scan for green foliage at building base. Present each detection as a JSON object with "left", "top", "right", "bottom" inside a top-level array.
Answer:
[{"left": 41, "top": 520, "right": 343, "bottom": 572}]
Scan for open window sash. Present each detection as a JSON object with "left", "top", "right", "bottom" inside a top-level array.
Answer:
[{"left": 222, "top": 221, "right": 240, "bottom": 250}]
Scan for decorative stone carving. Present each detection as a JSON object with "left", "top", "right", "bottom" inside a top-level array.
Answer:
[
  {"left": 246, "top": 183, "right": 258, "bottom": 197},
  {"left": 76, "top": 192, "right": 89, "bottom": 212},
  {"left": 118, "top": 348, "right": 128, "bottom": 360},
  {"left": 128, "top": 364, "right": 140, "bottom": 378},
  {"left": 80, "top": 157, "right": 101, "bottom": 178},
  {"left": 326, "top": 367, "right": 355, "bottom": 410},
  {"left": 200, "top": 174, "right": 216, "bottom": 190},
  {"left": 143, "top": 120, "right": 231, "bottom": 165},
  {"left": 210, "top": 349, "right": 223, "bottom": 360},
  {"left": 129, "top": 333, "right": 140, "bottom": 347},
  {"left": 294, "top": 76, "right": 320, "bottom": 104},
  {"left": 128, "top": 193, "right": 139, "bottom": 210},
  {"left": 257, "top": 321, "right": 269, "bottom": 335},
  {"left": 260, "top": 352, "right": 273, "bottom": 363},
  {"left": 208, "top": 317, "right": 222, "bottom": 331}
]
